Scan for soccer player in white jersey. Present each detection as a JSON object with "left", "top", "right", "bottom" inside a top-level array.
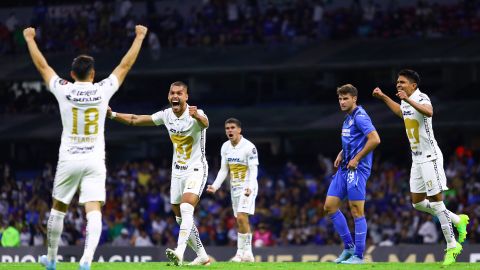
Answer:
[
  {"left": 23, "top": 25, "right": 148, "bottom": 270},
  {"left": 107, "top": 81, "right": 210, "bottom": 266},
  {"left": 207, "top": 118, "right": 258, "bottom": 262},
  {"left": 373, "top": 69, "right": 469, "bottom": 266}
]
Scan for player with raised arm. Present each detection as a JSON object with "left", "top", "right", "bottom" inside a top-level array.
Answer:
[
  {"left": 207, "top": 118, "right": 258, "bottom": 262},
  {"left": 373, "top": 69, "right": 469, "bottom": 266},
  {"left": 23, "top": 25, "right": 148, "bottom": 270},
  {"left": 324, "top": 84, "right": 381, "bottom": 264},
  {"left": 107, "top": 81, "right": 210, "bottom": 266}
]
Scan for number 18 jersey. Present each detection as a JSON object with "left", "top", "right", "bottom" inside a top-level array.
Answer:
[
  {"left": 400, "top": 89, "right": 442, "bottom": 164},
  {"left": 48, "top": 75, "right": 119, "bottom": 161}
]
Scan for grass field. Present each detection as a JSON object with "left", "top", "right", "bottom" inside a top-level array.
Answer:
[{"left": 1, "top": 262, "right": 479, "bottom": 270}]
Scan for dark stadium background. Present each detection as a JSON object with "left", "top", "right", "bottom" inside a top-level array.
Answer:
[{"left": 0, "top": 0, "right": 479, "bottom": 263}]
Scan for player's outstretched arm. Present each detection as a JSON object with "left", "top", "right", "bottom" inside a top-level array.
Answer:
[
  {"left": 112, "top": 25, "right": 148, "bottom": 86},
  {"left": 107, "top": 107, "right": 155, "bottom": 126},
  {"left": 23, "top": 27, "right": 57, "bottom": 85},
  {"left": 372, "top": 87, "right": 402, "bottom": 118}
]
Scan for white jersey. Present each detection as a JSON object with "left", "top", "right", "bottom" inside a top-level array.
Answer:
[
  {"left": 151, "top": 105, "right": 208, "bottom": 175},
  {"left": 48, "top": 75, "right": 119, "bottom": 161},
  {"left": 400, "top": 89, "right": 442, "bottom": 163},
  {"left": 220, "top": 137, "right": 259, "bottom": 195}
]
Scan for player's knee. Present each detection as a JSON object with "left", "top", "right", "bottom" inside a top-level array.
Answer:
[
  {"left": 323, "top": 204, "right": 337, "bottom": 216},
  {"left": 180, "top": 202, "right": 195, "bottom": 215}
]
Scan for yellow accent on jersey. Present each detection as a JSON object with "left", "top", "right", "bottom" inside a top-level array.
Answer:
[
  {"left": 72, "top": 108, "right": 79, "bottom": 135},
  {"left": 404, "top": 118, "right": 420, "bottom": 144},
  {"left": 84, "top": 108, "right": 99, "bottom": 135},
  {"left": 170, "top": 135, "right": 194, "bottom": 164},
  {"left": 229, "top": 164, "right": 248, "bottom": 181}
]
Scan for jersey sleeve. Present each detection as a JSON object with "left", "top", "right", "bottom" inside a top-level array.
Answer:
[
  {"left": 196, "top": 109, "right": 208, "bottom": 128},
  {"left": 151, "top": 110, "right": 165, "bottom": 126},
  {"left": 418, "top": 93, "right": 432, "bottom": 106},
  {"left": 355, "top": 111, "right": 376, "bottom": 136},
  {"left": 48, "top": 75, "right": 71, "bottom": 99},
  {"left": 246, "top": 143, "right": 259, "bottom": 166},
  {"left": 98, "top": 74, "right": 120, "bottom": 100}
]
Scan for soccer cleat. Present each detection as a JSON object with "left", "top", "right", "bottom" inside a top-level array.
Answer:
[
  {"left": 188, "top": 255, "right": 211, "bottom": 266},
  {"left": 166, "top": 248, "right": 183, "bottom": 266},
  {"left": 341, "top": 255, "right": 364, "bottom": 264},
  {"left": 334, "top": 247, "right": 355, "bottom": 263},
  {"left": 39, "top": 255, "right": 56, "bottom": 270},
  {"left": 455, "top": 214, "right": 470, "bottom": 243},
  {"left": 78, "top": 262, "right": 91, "bottom": 270},
  {"left": 230, "top": 253, "right": 243, "bottom": 262},
  {"left": 443, "top": 242, "right": 462, "bottom": 266},
  {"left": 242, "top": 252, "right": 255, "bottom": 262}
]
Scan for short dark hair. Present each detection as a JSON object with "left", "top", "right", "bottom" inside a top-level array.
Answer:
[
  {"left": 71, "top": 55, "right": 95, "bottom": 80},
  {"left": 225, "top": 118, "right": 241, "bottom": 128},
  {"left": 398, "top": 69, "right": 420, "bottom": 85},
  {"left": 336, "top": 84, "right": 358, "bottom": 97},
  {"left": 170, "top": 81, "right": 188, "bottom": 92}
]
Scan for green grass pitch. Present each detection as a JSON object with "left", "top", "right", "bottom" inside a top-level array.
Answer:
[{"left": 1, "top": 262, "right": 479, "bottom": 270}]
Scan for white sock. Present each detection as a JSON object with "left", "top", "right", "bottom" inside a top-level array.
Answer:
[
  {"left": 176, "top": 216, "right": 207, "bottom": 257},
  {"left": 47, "top": 209, "right": 66, "bottom": 262},
  {"left": 80, "top": 211, "right": 102, "bottom": 266},
  {"left": 244, "top": 233, "right": 253, "bottom": 255},
  {"left": 177, "top": 203, "right": 195, "bottom": 256},
  {"left": 430, "top": 201, "right": 456, "bottom": 249},
  {"left": 237, "top": 233, "right": 247, "bottom": 255},
  {"left": 413, "top": 199, "right": 460, "bottom": 225}
]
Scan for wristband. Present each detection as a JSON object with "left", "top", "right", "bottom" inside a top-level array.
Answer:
[{"left": 109, "top": 111, "right": 117, "bottom": 119}]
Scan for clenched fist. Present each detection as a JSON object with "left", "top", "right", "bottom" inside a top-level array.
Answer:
[
  {"left": 135, "top": 25, "right": 148, "bottom": 39},
  {"left": 23, "top": 27, "right": 36, "bottom": 41}
]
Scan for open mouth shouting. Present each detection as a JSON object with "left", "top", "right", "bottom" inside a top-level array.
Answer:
[{"left": 171, "top": 100, "right": 181, "bottom": 110}]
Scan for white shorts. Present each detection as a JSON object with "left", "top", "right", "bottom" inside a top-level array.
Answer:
[
  {"left": 410, "top": 158, "right": 448, "bottom": 196},
  {"left": 53, "top": 159, "right": 106, "bottom": 205},
  {"left": 170, "top": 166, "right": 208, "bottom": 204},
  {"left": 231, "top": 188, "right": 257, "bottom": 217}
]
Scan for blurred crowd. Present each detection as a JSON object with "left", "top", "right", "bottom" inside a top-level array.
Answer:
[
  {"left": 0, "top": 145, "right": 479, "bottom": 247},
  {"left": 1, "top": 0, "right": 480, "bottom": 54}
]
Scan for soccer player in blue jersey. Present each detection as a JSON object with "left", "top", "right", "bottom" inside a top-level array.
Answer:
[{"left": 324, "top": 84, "right": 381, "bottom": 264}]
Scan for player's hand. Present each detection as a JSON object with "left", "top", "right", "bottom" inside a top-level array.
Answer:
[
  {"left": 396, "top": 90, "right": 408, "bottom": 100},
  {"left": 347, "top": 158, "right": 359, "bottom": 170},
  {"left": 189, "top": 106, "right": 200, "bottom": 118},
  {"left": 107, "top": 106, "right": 113, "bottom": 118},
  {"left": 135, "top": 25, "right": 148, "bottom": 39},
  {"left": 206, "top": 185, "right": 217, "bottom": 194},
  {"left": 23, "top": 27, "right": 36, "bottom": 41},
  {"left": 334, "top": 155, "right": 342, "bottom": 168},
  {"left": 244, "top": 188, "right": 251, "bottom": 197},
  {"left": 372, "top": 87, "right": 385, "bottom": 99}
]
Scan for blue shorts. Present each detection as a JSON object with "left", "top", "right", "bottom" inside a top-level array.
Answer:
[{"left": 327, "top": 167, "right": 370, "bottom": 201}]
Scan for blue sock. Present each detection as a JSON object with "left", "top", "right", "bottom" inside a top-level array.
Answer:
[
  {"left": 354, "top": 216, "right": 367, "bottom": 259},
  {"left": 330, "top": 210, "right": 354, "bottom": 250}
]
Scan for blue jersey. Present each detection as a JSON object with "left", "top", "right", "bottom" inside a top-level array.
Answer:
[{"left": 340, "top": 106, "right": 376, "bottom": 171}]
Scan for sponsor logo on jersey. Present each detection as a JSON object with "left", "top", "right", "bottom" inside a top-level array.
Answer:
[
  {"left": 252, "top": 148, "right": 257, "bottom": 154},
  {"left": 228, "top": 158, "right": 242, "bottom": 162},
  {"left": 342, "top": 128, "right": 350, "bottom": 137},
  {"left": 169, "top": 128, "right": 190, "bottom": 134},
  {"left": 59, "top": 79, "right": 69, "bottom": 85},
  {"left": 403, "top": 110, "right": 414, "bottom": 116}
]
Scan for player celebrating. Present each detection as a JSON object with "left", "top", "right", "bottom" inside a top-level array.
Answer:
[
  {"left": 324, "top": 84, "right": 380, "bottom": 264},
  {"left": 207, "top": 118, "right": 258, "bottom": 262},
  {"left": 373, "top": 69, "right": 469, "bottom": 266},
  {"left": 23, "top": 25, "right": 148, "bottom": 270},
  {"left": 108, "top": 81, "right": 210, "bottom": 266}
]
